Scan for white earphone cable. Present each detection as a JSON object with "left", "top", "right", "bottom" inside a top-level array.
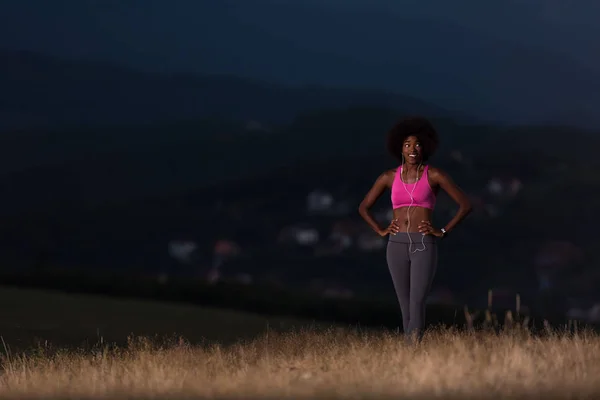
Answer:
[{"left": 401, "top": 157, "right": 427, "bottom": 253}]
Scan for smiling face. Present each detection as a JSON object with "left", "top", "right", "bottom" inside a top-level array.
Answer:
[{"left": 402, "top": 135, "right": 423, "bottom": 165}]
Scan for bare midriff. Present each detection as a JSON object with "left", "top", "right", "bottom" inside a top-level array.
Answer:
[{"left": 392, "top": 206, "right": 433, "bottom": 232}]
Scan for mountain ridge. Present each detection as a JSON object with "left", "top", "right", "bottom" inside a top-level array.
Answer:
[
  {"left": 3, "top": 1, "right": 599, "bottom": 127},
  {"left": 0, "top": 49, "right": 464, "bottom": 131}
]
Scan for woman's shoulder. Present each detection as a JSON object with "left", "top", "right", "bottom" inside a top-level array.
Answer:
[
  {"left": 374, "top": 168, "right": 397, "bottom": 187},
  {"left": 426, "top": 165, "right": 451, "bottom": 182},
  {"left": 384, "top": 168, "right": 398, "bottom": 179},
  {"left": 426, "top": 164, "right": 439, "bottom": 173}
]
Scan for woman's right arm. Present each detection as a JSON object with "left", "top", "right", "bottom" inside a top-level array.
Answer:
[{"left": 358, "top": 171, "right": 397, "bottom": 236}]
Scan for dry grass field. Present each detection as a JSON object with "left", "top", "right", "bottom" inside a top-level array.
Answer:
[{"left": 1, "top": 286, "right": 600, "bottom": 399}]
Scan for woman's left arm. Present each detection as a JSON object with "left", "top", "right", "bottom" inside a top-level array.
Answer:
[{"left": 420, "top": 167, "right": 472, "bottom": 237}]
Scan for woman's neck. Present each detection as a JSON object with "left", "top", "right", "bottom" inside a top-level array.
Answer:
[{"left": 402, "top": 163, "right": 422, "bottom": 173}]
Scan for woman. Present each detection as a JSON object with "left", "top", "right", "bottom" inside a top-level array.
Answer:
[{"left": 358, "top": 116, "right": 472, "bottom": 342}]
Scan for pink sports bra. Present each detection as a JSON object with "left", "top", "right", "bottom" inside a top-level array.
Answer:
[{"left": 391, "top": 165, "right": 436, "bottom": 210}]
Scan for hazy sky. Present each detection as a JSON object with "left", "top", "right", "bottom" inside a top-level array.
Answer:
[
  {"left": 2, "top": 0, "right": 597, "bottom": 69},
  {"left": 1, "top": 0, "right": 599, "bottom": 126}
]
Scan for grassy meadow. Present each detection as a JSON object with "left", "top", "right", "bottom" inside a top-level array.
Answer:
[
  {"left": 0, "top": 285, "right": 322, "bottom": 352},
  {"left": 1, "top": 286, "right": 599, "bottom": 399}
]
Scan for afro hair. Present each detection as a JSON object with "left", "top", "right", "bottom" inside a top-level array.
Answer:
[{"left": 386, "top": 116, "right": 439, "bottom": 163}]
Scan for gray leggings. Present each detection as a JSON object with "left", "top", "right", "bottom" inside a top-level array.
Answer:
[{"left": 386, "top": 232, "right": 438, "bottom": 341}]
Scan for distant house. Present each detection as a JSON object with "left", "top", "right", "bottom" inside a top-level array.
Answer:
[
  {"left": 278, "top": 224, "right": 320, "bottom": 246},
  {"left": 295, "top": 228, "right": 320, "bottom": 245},
  {"left": 168, "top": 240, "right": 198, "bottom": 265},
  {"left": 486, "top": 177, "right": 523, "bottom": 198},
  {"left": 306, "top": 190, "right": 334, "bottom": 214},
  {"left": 487, "top": 178, "right": 503, "bottom": 195},
  {"left": 213, "top": 239, "right": 241, "bottom": 262},
  {"left": 508, "top": 178, "right": 523, "bottom": 196},
  {"left": 208, "top": 239, "right": 242, "bottom": 284}
]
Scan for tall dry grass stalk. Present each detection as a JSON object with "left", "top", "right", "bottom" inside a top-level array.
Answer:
[{"left": 1, "top": 326, "right": 600, "bottom": 399}]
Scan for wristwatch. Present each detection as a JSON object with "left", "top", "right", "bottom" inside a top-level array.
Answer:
[{"left": 440, "top": 228, "right": 447, "bottom": 238}]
